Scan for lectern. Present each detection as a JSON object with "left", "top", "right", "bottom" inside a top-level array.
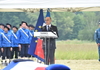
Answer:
[{"left": 34, "top": 32, "right": 58, "bottom": 64}]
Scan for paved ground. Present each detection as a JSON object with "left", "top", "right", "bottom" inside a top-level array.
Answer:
[{"left": 1, "top": 60, "right": 100, "bottom": 70}]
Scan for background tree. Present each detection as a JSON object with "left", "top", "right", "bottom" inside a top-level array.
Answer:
[{"left": 0, "top": 11, "right": 100, "bottom": 41}]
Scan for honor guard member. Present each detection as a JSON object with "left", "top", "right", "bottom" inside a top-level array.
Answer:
[
  {"left": 18, "top": 23, "right": 23, "bottom": 57},
  {"left": 11, "top": 26, "right": 19, "bottom": 59},
  {"left": 1, "top": 26, "right": 12, "bottom": 65},
  {"left": 28, "top": 25, "right": 35, "bottom": 31},
  {"left": 17, "top": 21, "right": 31, "bottom": 58},
  {"left": 0, "top": 23, "right": 4, "bottom": 57},
  {"left": 0, "top": 32, "right": 2, "bottom": 57},
  {"left": 42, "top": 11, "right": 59, "bottom": 65},
  {"left": 0, "top": 32, "right": 1, "bottom": 46},
  {"left": 6, "top": 23, "right": 12, "bottom": 33},
  {"left": 28, "top": 25, "right": 35, "bottom": 58},
  {"left": 28, "top": 25, "right": 35, "bottom": 43},
  {"left": 94, "top": 22, "right": 100, "bottom": 61},
  {"left": 0, "top": 23, "right": 4, "bottom": 32}
]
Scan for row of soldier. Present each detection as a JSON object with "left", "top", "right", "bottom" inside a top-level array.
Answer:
[{"left": 0, "top": 21, "right": 35, "bottom": 65}]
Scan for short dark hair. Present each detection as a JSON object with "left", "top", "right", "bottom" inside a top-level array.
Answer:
[
  {"left": 28, "top": 25, "right": 35, "bottom": 28},
  {"left": 12, "top": 26, "right": 18, "bottom": 30},
  {"left": 21, "top": 21, "right": 28, "bottom": 26},
  {"left": 0, "top": 23, "right": 5, "bottom": 26},
  {"left": 6, "top": 23, "right": 12, "bottom": 27},
  {"left": 19, "top": 24, "right": 21, "bottom": 26},
  {"left": 4, "top": 26, "right": 10, "bottom": 30}
]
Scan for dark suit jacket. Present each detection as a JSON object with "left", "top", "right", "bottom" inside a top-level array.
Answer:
[{"left": 42, "top": 25, "right": 59, "bottom": 49}]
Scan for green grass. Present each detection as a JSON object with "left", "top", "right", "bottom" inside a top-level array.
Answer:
[{"left": 55, "top": 40, "right": 98, "bottom": 60}]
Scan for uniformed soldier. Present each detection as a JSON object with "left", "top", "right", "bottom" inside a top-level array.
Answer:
[
  {"left": 17, "top": 21, "right": 31, "bottom": 58},
  {"left": 6, "top": 23, "right": 12, "bottom": 33},
  {"left": 1, "top": 26, "right": 12, "bottom": 65},
  {"left": 11, "top": 26, "right": 19, "bottom": 59},
  {"left": 28, "top": 25, "right": 35, "bottom": 31},
  {"left": 94, "top": 22, "right": 100, "bottom": 61},
  {"left": 28, "top": 25, "right": 35, "bottom": 58},
  {"left": 0, "top": 23, "right": 4, "bottom": 58},
  {"left": 0, "top": 23, "right": 4, "bottom": 32},
  {"left": 28, "top": 25, "right": 35, "bottom": 43},
  {"left": 18, "top": 24, "right": 22, "bottom": 57},
  {"left": 0, "top": 32, "right": 2, "bottom": 57}
]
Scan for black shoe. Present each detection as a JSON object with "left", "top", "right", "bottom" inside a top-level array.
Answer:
[
  {"left": 1, "top": 61, "right": 3, "bottom": 64},
  {"left": 5, "top": 61, "right": 8, "bottom": 66},
  {"left": 98, "top": 59, "right": 100, "bottom": 62},
  {"left": 37, "top": 60, "right": 42, "bottom": 63},
  {"left": 9, "top": 60, "right": 11, "bottom": 64},
  {"left": 1, "top": 61, "right": 7, "bottom": 66}
]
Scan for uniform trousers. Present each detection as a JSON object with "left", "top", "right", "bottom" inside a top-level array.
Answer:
[
  {"left": 11, "top": 47, "right": 19, "bottom": 59},
  {"left": 0, "top": 48, "right": 2, "bottom": 57},
  {"left": 2, "top": 47, "right": 11, "bottom": 60},
  {"left": 20, "top": 44, "right": 29, "bottom": 57},
  {"left": 98, "top": 46, "right": 100, "bottom": 61}
]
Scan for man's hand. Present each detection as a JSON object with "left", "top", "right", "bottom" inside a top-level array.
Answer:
[
  {"left": 1, "top": 48, "right": 3, "bottom": 52},
  {"left": 19, "top": 44, "right": 21, "bottom": 51},
  {"left": 10, "top": 48, "right": 13, "bottom": 51},
  {"left": 97, "top": 43, "right": 100, "bottom": 46},
  {"left": 28, "top": 45, "right": 30, "bottom": 48}
]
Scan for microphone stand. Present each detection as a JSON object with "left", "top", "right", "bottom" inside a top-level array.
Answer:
[
  {"left": 47, "top": 27, "right": 51, "bottom": 65},
  {"left": 44, "top": 37, "right": 47, "bottom": 64},
  {"left": 42, "top": 26, "right": 48, "bottom": 65}
]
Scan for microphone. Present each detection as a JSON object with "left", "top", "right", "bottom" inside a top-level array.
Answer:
[
  {"left": 49, "top": 27, "right": 56, "bottom": 35},
  {"left": 41, "top": 26, "right": 45, "bottom": 30}
]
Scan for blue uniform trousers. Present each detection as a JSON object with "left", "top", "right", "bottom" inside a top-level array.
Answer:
[
  {"left": 98, "top": 46, "right": 100, "bottom": 61},
  {"left": 2, "top": 47, "right": 11, "bottom": 60},
  {"left": 20, "top": 44, "right": 29, "bottom": 57},
  {"left": 11, "top": 47, "right": 19, "bottom": 59}
]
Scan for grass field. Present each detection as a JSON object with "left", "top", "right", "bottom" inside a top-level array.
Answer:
[{"left": 56, "top": 40, "right": 98, "bottom": 60}]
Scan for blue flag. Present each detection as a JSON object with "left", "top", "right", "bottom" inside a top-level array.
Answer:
[
  {"left": 28, "top": 9, "right": 44, "bottom": 61},
  {"left": 46, "top": 8, "right": 51, "bottom": 17}
]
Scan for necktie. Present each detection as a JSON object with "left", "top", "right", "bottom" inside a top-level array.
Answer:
[{"left": 48, "top": 25, "right": 49, "bottom": 31}]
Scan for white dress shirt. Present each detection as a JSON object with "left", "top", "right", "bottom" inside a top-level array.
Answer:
[{"left": 46, "top": 24, "right": 51, "bottom": 31}]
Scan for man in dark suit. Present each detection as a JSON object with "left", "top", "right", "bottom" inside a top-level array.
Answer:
[{"left": 42, "top": 17, "right": 59, "bottom": 65}]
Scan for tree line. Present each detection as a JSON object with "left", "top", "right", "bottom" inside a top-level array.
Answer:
[{"left": 0, "top": 11, "right": 100, "bottom": 41}]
